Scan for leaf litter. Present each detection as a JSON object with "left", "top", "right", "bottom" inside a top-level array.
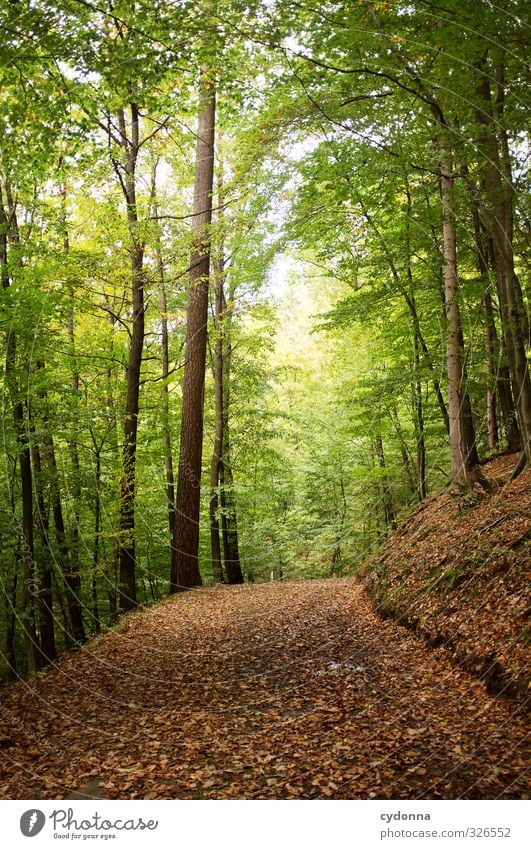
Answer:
[{"left": 0, "top": 576, "right": 529, "bottom": 799}]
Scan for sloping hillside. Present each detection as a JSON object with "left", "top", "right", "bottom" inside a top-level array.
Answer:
[{"left": 363, "top": 454, "right": 530, "bottom": 700}]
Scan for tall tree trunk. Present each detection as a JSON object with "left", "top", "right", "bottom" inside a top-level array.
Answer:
[
  {"left": 459, "top": 330, "right": 481, "bottom": 468},
  {"left": 331, "top": 474, "right": 347, "bottom": 575},
  {"left": 92, "top": 446, "right": 102, "bottom": 634},
  {"left": 1, "top": 183, "right": 37, "bottom": 674},
  {"left": 47, "top": 430, "right": 85, "bottom": 643},
  {"left": 150, "top": 164, "right": 178, "bottom": 582},
  {"left": 36, "top": 360, "right": 85, "bottom": 645},
  {"left": 484, "top": 292, "right": 499, "bottom": 452},
  {"left": 62, "top": 185, "right": 85, "bottom": 625},
  {"left": 171, "top": 72, "right": 216, "bottom": 591},
  {"left": 404, "top": 179, "right": 426, "bottom": 499},
  {"left": 475, "top": 62, "right": 531, "bottom": 467},
  {"left": 104, "top": 311, "right": 120, "bottom": 621},
  {"left": 116, "top": 104, "right": 144, "bottom": 610},
  {"left": 413, "top": 332, "right": 427, "bottom": 500},
  {"left": 209, "top": 252, "right": 225, "bottom": 584},
  {"left": 31, "top": 439, "right": 57, "bottom": 666},
  {"left": 219, "top": 306, "right": 244, "bottom": 585},
  {"left": 220, "top": 456, "right": 243, "bottom": 583},
  {"left": 472, "top": 201, "right": 521, "bottom": 452},
  {"left": 440, "top": 140, "right": 472, "bottom": 486}
]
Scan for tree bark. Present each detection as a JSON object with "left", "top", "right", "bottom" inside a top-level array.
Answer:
[
  {"left": 30, "top": 439, "right": 57, "bottom": 666},
  {"left": 440, "top": 140, "right": 472, "bottom": 486},
  {"left": 219, "top": 293, "right": 244, "bottom": 585},
  {"left": 92, "top": 446, "right": 102, "bottom": 634},
  {"left": 62, "top": 185, "right": 85, "bottom": 627},
  {"left": 1, "top": 182, "right": 37, "bottom": 674},
  {"left": 209, "top": 252, "right": 225, "bottom": 584},
  {"left": 484, "top": 292, "right": 499, "bottom": 452},
  {"left": 475, "top": 62, "right": 531, "bottom": 466},
  {"left": 116, "top": 104, "right": 144, "bottom": 610},
  {"left": 150, "top": 164, "right": 179, "bottom": 584},
  {"left": 375, "top": 433, "right": 396, "bottom": 532},
  {"left": 171, "top": 72, "right": 216, "bottom": 591}
]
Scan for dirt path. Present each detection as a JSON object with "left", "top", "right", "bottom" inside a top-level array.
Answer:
[{"left": 0, "top": 579, "right": 529, "bottom": 799}]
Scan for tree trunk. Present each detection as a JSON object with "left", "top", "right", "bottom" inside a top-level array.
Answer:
[
  {"left": 116, "top": 104, "right": 144, "bottom": 610},
  {"left": 483, "top": 292, "right": 499, "bottom": 452},
  {"left": 1, "top": 183, "right": 37, "bottom": 674},
  {"left": 36, "top": 360, "right": 85, "bottom": 645},
  {"left": 440, "top": 140, "right": 472, "bottom": 486},
  {"left": 475, "top": 63, "right": 531, "bottom": 467},
  {"left": 389, "top": 404, "right": 417, "bottom": 499},
  {"left": 209, "top": 253, "right": 225, "bottom": 584},
  {"left": 171, "top": 73, "right": 216, "bottom": 591},
  {"left": 404, "top": 182, "right": 427, "bottom": 499},
  {"left": 31, "top": 439, "right": 57, "bottom": 667},
  {"left": 219, "top": 311, "right": 244, "bottom": 584},
  {"left": 92, "top": 447, "right": 102, "bottom": 633},
  {"left": 472, "top": 201, "right": 521, "bottom": 453},
  {"left": 5, "top": 567, "right": 18, "bottom": 679},
  {"left": 220, "top": 456, "right": 244, "bottom": 583},
  {"left": 375, "top": 433, "right": 396, "bottom": 532},
  {"left": 63, "top": 190, "right": 84, "bottom": 625},
  {"left": 150, "top": 165, "right": 179, "bottom": 584},
  {"left": 413, "top": 333, "right": 427, "bottom": 500}
]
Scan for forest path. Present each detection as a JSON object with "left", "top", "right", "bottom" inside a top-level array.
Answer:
[{"left": 0, "top": 579, "right": 528, "bottom": 799}]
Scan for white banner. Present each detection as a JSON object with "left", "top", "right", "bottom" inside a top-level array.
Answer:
[{"left": 1, "top": 799, "right": 529, "bottom": 849}]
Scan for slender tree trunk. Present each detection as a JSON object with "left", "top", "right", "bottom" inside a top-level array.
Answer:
[
  {"left": 413, "top": 334, "right": 427, "bottom": 500},
  {"left": 440, "top": 141, "right": 471, "bottom": 486},
  {"left": 389, "top": 404, "right": 416, "bottom": 498},
  {"left": 219, "top": 313, "right": 244, "bottom": 584},
  {"left": 375, "top": 433, "right": 396, "bottom": 532},
  {"left": 104, "top": 313, "right": 120, "bottom": 621},
  {"left": 150, "top": 166, "right": 179, "bottom": 583},
  {"left": 5, "top": 567, "right": 18, "bottom": 679},
  {"left": 209, "top": 253, "right": 225, "bottom": 583},
  {"left": 172, "top": 73, "right": 216, "bottom": 591},
  {"left": 116, "top": 104, "right": 144, "bottom": 610},
  {"left": 92, "top": 447, "right": 102, "bottom": 633},
  {"left": 1, "top": 183, "right": 37, "bottom": 674},
  {"left": 62, "top": 188, "right": 85, "bottom": 624},
  {"left": 36, "top": 360, "right": 85, "bottom": 645},
  {"left": 47, "top": 432, "right": 85, "bottom": 644},
  {"left": 53, "top": 573, "right": 73, "bottom": 650},
  {"left": 473, "top": 203, "right": 521, "bottom": 452},
  {"left": 483, "top": 292, "right": 499, "bottom": 451},
  {"left": 31, "top": 439, "right": 57, "bottom": 666},
  {"left": 404, "top": 182, "right": 427, "bottom": 499},
  {"left": 331, "top": 475, "right": 347, "bottom": 575},
  {"left": 220, "top": 455, "right": 243, "bottom": 583},
  {"left": 459, "top": 331, "right": 481, "bottom": 468},
  {"left": 472, "top": 203, "right": 499, "bottom": 452}
]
